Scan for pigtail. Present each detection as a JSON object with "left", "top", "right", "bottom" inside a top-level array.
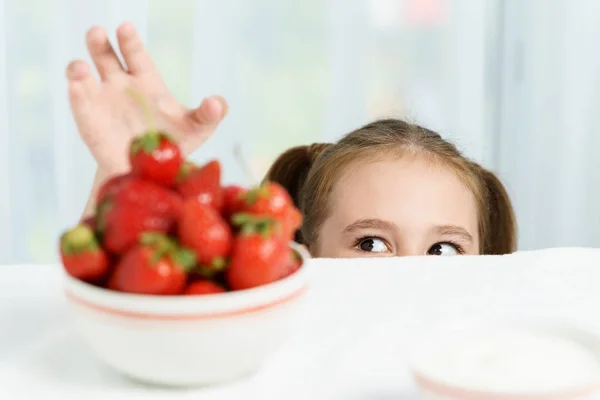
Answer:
[
  {"left": 479, "top": 167, "right": 518, "bottom": 254},
  {"left": 263, "top": 143, "right": 331, "bottom": 243}
]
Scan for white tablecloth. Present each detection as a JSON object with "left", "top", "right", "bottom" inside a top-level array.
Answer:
[{"left": 2, "top": 248, "right": 600, "bottom": 399}]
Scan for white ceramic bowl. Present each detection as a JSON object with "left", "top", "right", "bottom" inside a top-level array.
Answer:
[
  {"left": 63, "top": 243, "right": 310, "bottom": 387},
  {"left": 410, "top": 320, "right": 600, "bottom": 400}
]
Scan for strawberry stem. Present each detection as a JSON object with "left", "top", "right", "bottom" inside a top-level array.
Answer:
[
  {"left": 231, "top": 212, "right": 253, "bottom": 227},
  {"left": 243, "top": 184, "right": 270, "bottom": 205},
  {"left": 238, "top": 223, "right": 254, "bottom": 235},
  {"left": 126, "top": 88, "right": 157, "bottom": 134},
  {"left": 65, "top": 224, "right": 94, "bottom": 248},
  {"left": 257, "top": 220, "right": 273, "bottom": 239},
  {"left": 174, "top": 247, "right": 197, "bottom": 272},
  {"left": 61, "top": 224, "right": 99, "bottom": 254},
  {"left": 141, "top": 233, "right": 197, "bottom": 270},
  {"left": 131, "top": 132, "right": 161, "bottom": 154},
  {"left": 231, "top": 212, "right": 279, "bottom": 237},
  {"left": 141, "top": 232, "right": 173, "bottom": 264}
]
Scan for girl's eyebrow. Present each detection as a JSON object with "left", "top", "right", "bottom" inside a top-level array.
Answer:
[
  {"left": 432, "top": 225, "right": 474, "bottom": 243},
  {"left": 343, "top": 218, "right": 397, "bottom": 233},
  {"left": 343, "top": 221, "right": 474, "bottom": 243}
]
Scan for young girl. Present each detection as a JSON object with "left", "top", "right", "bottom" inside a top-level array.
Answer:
[
  {"left": 72, "top": 23, "right": 517, "bottom": 257},
  {"left": 265, "top": 120, "right": 516, "bottom": 257}
]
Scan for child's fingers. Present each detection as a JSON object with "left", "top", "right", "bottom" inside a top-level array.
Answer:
[
  {"left": 183, "top": 96, "right": 228, "bottom": 154},
  {"left": 116, "top": 22, "right": 158, "bottom": 77},
  {"left": 66, "top": 60, "right": 97, "bottom": 102},
  {"left": 189, "top": 95, "right": 229, "bottom": 126},
  {"left": 86, "top": 26, "right": 125, "bottom": 81},
  {"left": 67, "top": 81, "right": 89, "bottom": 119},
  {"left": 66, "top": 60, "right": 98, "bottom": 93},
  {"left": 66, "top": 60, "right": 97, "bottom": 122}
]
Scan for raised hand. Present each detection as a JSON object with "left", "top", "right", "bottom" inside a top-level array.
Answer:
[{"left": 66, "top": 22, "right": 228, "bottom": 176}]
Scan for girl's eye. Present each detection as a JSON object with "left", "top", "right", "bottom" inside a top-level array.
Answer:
[
  {"left": 427, "top": 242, "right": 460, "bottom": 256},
  {"left": 357, "top": 237, "right": 389, "bottom": 253}
]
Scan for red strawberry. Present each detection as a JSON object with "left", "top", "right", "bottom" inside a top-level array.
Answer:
[
  {"left": 239, "top": 182, "right": 293, "bottom": 220},
  {"left": 60, "top": 224, "right": 109, "bottom": 282},
  {"left": 97, "top": 177, "right": 182, "bottom": 255},
  {"left": 129, "top": 132, "right": 183, "bottom": 187},
  {"left": 184, "top": 280, "right": 226, "bottom": 295},
  {"left": 226, "top": 218, "right": 290, "bottom": 290},
  {"left": 96, "top": 173, "right": 131, "bottom": 206},
  {"left": 178, "top": 199, "right": 233, "bottom": 270},
  {"left": 278, "top": 250, "right": 302, "bottom": 279},
  {"left": 176, "top": 160, "right": 224, "bottom": 211},
  {"left": 108, "top": 233, "right": 195, "bottom": 295},
  {"left": 280, "top": 206, "right": 303, "bottom": 241},
  {"left": 223, "top": 185, "right": 246, "bottom": 218}
]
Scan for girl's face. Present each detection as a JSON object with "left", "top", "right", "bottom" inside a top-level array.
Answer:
[{"left": 315, "top": 156, "right": 480, "bottom": 257}]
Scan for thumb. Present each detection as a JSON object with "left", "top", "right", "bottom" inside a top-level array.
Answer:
[{"left": 189, "top": 95, "right": 229, "bottom": 126}]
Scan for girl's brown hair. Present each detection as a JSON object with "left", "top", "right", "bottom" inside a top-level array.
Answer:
[{"left": 265, "top": 119, "right": 517, "bottom": 254}]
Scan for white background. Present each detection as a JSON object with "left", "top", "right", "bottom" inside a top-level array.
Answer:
[{"left": 1, "top": 0, "right": 599, "bottom": 264}]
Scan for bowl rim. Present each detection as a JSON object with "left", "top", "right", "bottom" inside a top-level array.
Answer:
[
  {"left": 64, "top": 242, "right": 310, "bottom": 320},
  {"left": 409, "top": 319, "right": 600, "bottom": 400}
]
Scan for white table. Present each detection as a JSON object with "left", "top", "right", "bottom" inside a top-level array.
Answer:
[{"left": 2, "top": 250, "right": 600, "bottom": 399}]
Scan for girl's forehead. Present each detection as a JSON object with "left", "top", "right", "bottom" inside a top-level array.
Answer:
[{"left": 329, "top": 157, "right": 479, "bottom": 233}]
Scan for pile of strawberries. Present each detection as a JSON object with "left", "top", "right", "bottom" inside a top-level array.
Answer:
[{"left": 59, "top": 131, "right": 302, "bottom": 295}]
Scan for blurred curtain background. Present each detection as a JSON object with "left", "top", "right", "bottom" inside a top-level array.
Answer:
[{"left": 0, "top": 0, "right": 597, "bottom": 264}]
